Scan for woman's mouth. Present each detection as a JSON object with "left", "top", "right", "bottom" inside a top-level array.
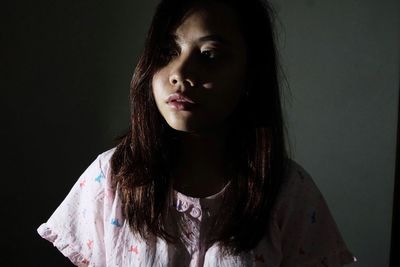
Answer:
[{"left": 167, "top": 93, "right": 196, "bottom": 111}]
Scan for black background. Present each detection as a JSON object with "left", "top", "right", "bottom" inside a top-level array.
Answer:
[{"left": 2, "top": 1, "right": 155, "bottom": 266}]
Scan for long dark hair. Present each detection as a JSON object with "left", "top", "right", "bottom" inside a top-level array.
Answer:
[{"left": 111, "top": 0, "right": 288, "bottom": 256}]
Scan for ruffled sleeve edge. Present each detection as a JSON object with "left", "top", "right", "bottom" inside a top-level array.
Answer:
[
  {"left": 294, "top": 248, "right": 357, "bottom": 267},
  {"left": 315, "top": 248, "right": 358, "bottom": 267},
  {"left": 37, "top": 223, "right": 90, "bottom": 267}
]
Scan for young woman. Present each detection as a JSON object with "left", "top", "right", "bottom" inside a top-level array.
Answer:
[{"left": 38, "top": 0, "right": 357, "bottom": 266}]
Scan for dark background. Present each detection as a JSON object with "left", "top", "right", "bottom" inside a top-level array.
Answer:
[{"left": 2, "top": 1, "right": 157, "bottom": 266}]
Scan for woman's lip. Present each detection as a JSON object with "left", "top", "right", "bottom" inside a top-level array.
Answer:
[
  {"left": 167, "top": 101, "right": 196, "bottom": 111},
  {"left": 167, "top": 93, "right": 195, "bottom": 104}
]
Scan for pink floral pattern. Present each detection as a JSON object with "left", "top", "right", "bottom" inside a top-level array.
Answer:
[{"left": 37, "top": 148, "right": 356, "bottom": 266}]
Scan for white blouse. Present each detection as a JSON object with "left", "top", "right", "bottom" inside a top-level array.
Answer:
[{"left": 37, "top": 148, "right": 357, "bottom": 266}]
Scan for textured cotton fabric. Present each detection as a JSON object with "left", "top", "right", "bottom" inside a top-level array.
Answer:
[{"left": 37, "top": 148, "right": 357, "bottom": 266}]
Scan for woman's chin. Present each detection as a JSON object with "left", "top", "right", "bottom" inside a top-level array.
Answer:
[
  {"left": 166, "top": 120, "right": 228, "bottom": 136},
  {"left": 166, "top": 122, "right": 201, "bottom": 133}
]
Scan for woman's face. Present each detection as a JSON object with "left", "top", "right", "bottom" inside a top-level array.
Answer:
[{"left": 152, "top": 3, "right": 247, "bottom": 133}]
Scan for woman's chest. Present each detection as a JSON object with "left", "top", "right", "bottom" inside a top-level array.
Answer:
[{"left": 103, "top": 222, "right": 280, "bottom": 267}]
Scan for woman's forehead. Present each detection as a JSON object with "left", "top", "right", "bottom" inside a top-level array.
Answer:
[{"left": 172, "top": 3, "right": 243, "bottom": 46}]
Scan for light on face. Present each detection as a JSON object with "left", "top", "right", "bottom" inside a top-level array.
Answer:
[{"left": 152, "top": 4, "right": 247, "bottom": 133}]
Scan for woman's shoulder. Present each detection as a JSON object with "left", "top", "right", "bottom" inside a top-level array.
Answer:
[
  {"left": 273, "top": 159, "right": 327, "bottom": 223},
  {"left": 84, "top": 146, "right": 117, "bottom": 185},
  {"left": 271, "top": 160, "right": 357, "bottom": 266},
  {"left": 37, "top": 147, "right": 118, "bottom": 265},
  {"left": 97, "top": 147, "right": 117, "bottom": 171},
  {"left": 77, "top": 147, "right": 117, "bottom": 188},
  {"left": 282, "top": 159, "right": 319, "bottom": 193},
  {"left": 284, "top": 159, "right": 312, "bottom": 181},
  {"left": 280, "top": 159, "right": 321, "bottom": 197}
]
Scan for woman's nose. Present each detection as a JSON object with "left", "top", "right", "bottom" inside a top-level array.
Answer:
[{"left": 168, "top": 53, "right": 197, "bottom": 88}]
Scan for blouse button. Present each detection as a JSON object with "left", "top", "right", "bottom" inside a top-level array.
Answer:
[
  {"left": 177, "top": 199, "right": 190, "bottom": 212},
  {"left": 190, "top": 207, "right": 201, "bottom": 218}
]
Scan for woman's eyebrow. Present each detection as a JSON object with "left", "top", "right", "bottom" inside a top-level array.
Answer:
[
  {"left": 198, "top": 34, "right": 229, "bottom": 45},
  {"left": 172, "top": 33, "right": 230, "bottom": 46}
]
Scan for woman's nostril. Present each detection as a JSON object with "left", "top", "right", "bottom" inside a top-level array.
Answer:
[{"left": 169, "top": 76, "right": 177, "bottom": 85}]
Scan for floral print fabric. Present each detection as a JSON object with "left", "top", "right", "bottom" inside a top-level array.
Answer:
[{"left": 37, "top": 148, "right": 356, "bottom": 266}]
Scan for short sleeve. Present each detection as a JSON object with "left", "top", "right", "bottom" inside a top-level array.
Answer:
[
  {"left": 273, "top": 161, "right": 357, "bottom": 267},
  {"left": 37, "top": 150, "right": 114, "bottom": 266}
]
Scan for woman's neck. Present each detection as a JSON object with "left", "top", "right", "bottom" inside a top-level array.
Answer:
[{"left": 172, "top": 126, "right": 231, "bottom": 198}]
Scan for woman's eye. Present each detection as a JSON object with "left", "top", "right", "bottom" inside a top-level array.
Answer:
[
  {"left": 160, "top": 43, "right": 180, "bottom": 60},
  {"left": 162, "top": 49, "right": 178, "bottom": 58},
  {"left": 168, "top": 50, "right": 179, "bottom": 58},
  {"left": 201, "top": 50, "right": 217, "bottom": 59}
]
